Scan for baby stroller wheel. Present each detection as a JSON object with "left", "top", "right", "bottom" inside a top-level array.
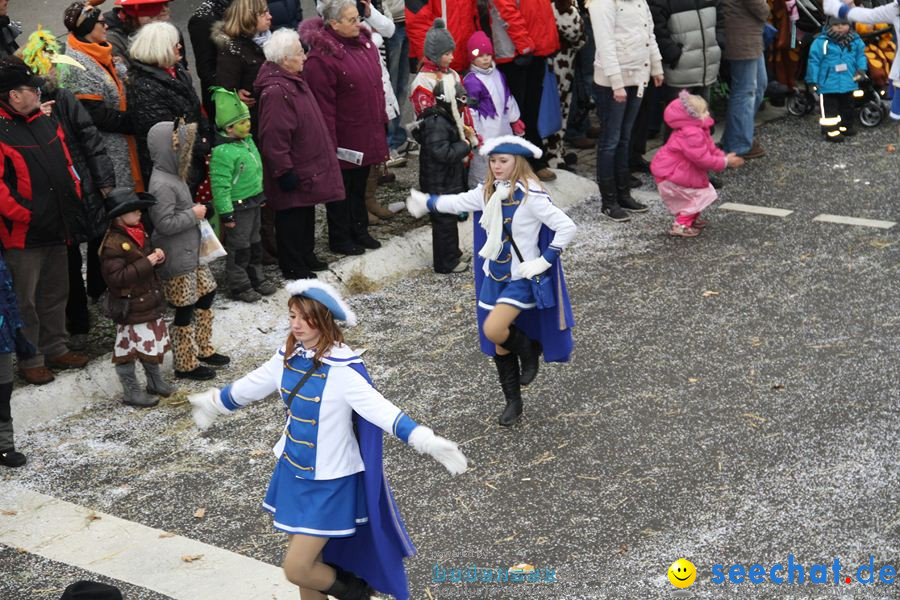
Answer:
[
  {"left": 858, "top": 101, "right": 884, "bottom": 127},
  {"left": 787, "top": 92, "right": 813, "bottom": 116}
]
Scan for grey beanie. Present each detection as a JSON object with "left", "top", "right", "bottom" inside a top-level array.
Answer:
[
  {"left": 424, "top": 18, "right": 456, "bottom": 65},
  {"left": 827, "top": 15, "right": 850, "bottom": 27}
]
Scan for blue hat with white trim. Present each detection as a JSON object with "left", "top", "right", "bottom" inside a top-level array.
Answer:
[
  {"left": 285, "top": 280, "right": 357, "bottom": 326},
  {"left": 479, "top": 135, "right": 543, "bottom": 159}
]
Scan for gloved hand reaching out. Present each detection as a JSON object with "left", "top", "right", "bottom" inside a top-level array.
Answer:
[
  {"left": 406, "top": 189, "right": 430, "bottom": 218},
  {"left": 188, "top": 388, "right": 231, "bottom": 430},
  {"left": 408, "top": 426, "right": 468, "bottom": 475}
]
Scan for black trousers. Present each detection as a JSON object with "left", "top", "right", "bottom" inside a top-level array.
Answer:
[
  {"left": 430, "top": 213, "right": 462, "bottom": 273},
  {"left": 499, "top": 57, "right": 548, "bottom": 170},
  {"left": 275, "top": 206, "right": 316, "bottom": 279},
  {"left": 327, "top": 165, "right": 371, "bottom": 249},
  {"left": 820, "top": 92, "right": 855, "bottom": 137},
  {"left": 66, "top": 239, "right": 105, "bottom": 335}
]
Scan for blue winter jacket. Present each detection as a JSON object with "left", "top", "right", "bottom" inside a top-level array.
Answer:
[{"left": 805, "top": 30, "right": 868, "bottom": 94}]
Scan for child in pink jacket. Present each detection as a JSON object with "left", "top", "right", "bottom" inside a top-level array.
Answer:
[{"left": 651, "top": 92, "right": 744, "bottom": 237}]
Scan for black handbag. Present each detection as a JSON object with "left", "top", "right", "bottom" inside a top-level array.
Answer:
[
  {"left": 101, "top": 291, "right": 131, "bottom": 323},
  {"left": 502, "top": 222, "right": 556, "bottom": 310}
]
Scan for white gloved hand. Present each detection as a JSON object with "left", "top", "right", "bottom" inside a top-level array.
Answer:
[
  {"left": 188, "top": 388, "right": 230, "bottom": 430},
  {"left": 408, "top": 426, "right": 468, "bottom": 475},
  {"left": 515, "top": 256, "right": 552, "bottom": 279},
  {"left": 406, "top": 189, "right": 430, "bottom": 218},
  {"left": 822, "top": 0, "right": 845, "bottom": 17}
]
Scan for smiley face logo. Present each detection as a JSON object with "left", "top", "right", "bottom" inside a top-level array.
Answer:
[{"left": 667, "top": 558, "right": 696, "bottom": 588}]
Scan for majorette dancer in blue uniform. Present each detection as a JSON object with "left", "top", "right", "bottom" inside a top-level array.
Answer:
[
  {"left": 188, "top": 280, "right": 468, "bottom": 600},
  {"left": 406, "top": 136, "right": 577, "bottom": 426}
]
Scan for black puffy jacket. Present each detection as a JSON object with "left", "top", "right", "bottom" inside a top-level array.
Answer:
[
  {"left": 268, "top": 0, "right": 302, "bottom": 30},
  {"left": 188, "top": 0, "right": 232, "bottom": 115},
  {"left": 46, "top": 86, "right": 116, "bottom": 241},
  {"left": 411, "top": 104, "right": 470, "bottom": 195},
  {"left": 126, "top": 60, "right": 209, "bottom": 189}
]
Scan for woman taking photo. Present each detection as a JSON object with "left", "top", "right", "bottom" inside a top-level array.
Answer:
[
  {"left": 588, "top": 0, "right": 663, "bottom": 222},
  {"left": 255, "top": 28, "right": 345, "bottom": 280},
  {"left": 188, "top": 280, "right": 467, "bottom": 600},
  {"left": 62, "top": 0, "right": 143, "bottom": 191},
  {"left": 300, "top": 0, "right": 389, "bottom": 256}
]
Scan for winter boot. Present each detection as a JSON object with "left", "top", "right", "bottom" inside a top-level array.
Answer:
[
  {"left": 322, "top": 565, "right": 373, "bottom": 600},
  {"left": 616, "top": 170, "right": 648, "bottom": 212},
  {"left": 365, "top": 166, "right": 393, "bottom": 222},
  {"left": 142, "top": 360, "right": 175, "bottom": 397},
  {"left": 494, "top": 353, "right": 523, "bottom": 427},
  {"left": 194, "top": 308, "right": 229, "bottom": 367},
  {"left": 0, "top": 381, "right": 25, "bottom": 467},
  {"left": 599, "top": 177, "right": 630, "bottom": 222},
  {"left": 115, "top": 362, "right": 158, "bottom": 408},
  {"left": 171, "top": 324, "right": 214, "bottom": 380},
  {"left": 500, "top": 325, "right": 542, "bottom": 386}
]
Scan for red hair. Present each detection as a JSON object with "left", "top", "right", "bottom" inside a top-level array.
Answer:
[{"left": 285, "top": 295, "right": 345, "bottom": 367}]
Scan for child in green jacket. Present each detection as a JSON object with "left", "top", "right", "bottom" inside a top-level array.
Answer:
[{"left": 209, "top": 87, "right": 275, "bottom": 303}]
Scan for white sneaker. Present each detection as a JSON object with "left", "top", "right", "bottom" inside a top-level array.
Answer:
[{"left": 386, "top": 149, "right": 407, "bottom": 168}]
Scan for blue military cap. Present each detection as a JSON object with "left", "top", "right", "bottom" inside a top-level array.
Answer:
[{"left": 285, "top": 280, "right": 357, "bottom": 326}]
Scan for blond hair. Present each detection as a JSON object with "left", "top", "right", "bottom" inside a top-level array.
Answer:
[
  {"left": 483, "top": 155, "right": 542, "bottom": 204},
  {"left": 129, "top": 21, "right": 179, "bottom": 67},
  {"left": 223, "top": 0, "right": 268, "bottom": 38}
]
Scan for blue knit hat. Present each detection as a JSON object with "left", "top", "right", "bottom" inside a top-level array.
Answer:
[
  {"left": 479, "top": 135, "right": 543, "bottom": 159},
  {"left": 285, "top": 280, "right": 357, "bottom": 326}
]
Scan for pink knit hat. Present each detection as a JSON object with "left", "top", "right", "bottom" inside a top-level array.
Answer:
[{"left": 467, "top": 31, "right": 493, "bottom": 59}]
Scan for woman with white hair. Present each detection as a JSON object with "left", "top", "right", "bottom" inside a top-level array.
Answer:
[
  {"left": 254, "top": 28, "right": 345, "bottom": 280},
  {"left": 126, "top": 20, "right": 208, "bottom": 190}
]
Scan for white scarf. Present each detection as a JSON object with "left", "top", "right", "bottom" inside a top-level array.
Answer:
[{"left": 478, "top": 181, "right": 512, "bottom": 261}]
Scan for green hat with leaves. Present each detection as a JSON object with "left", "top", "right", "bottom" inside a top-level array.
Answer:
[{"left": 210, "top": 86, "right": 250, "bottom": 129}]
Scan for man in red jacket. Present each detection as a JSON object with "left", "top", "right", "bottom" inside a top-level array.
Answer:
[
  {"left": 488, "top": 0, "right": 560, "bottom": 181},
  {"left": 405, "top": 0, "right": 478, "bottom": 73},
  {"left": 0, "top": 57, "right": 88, "bottom": 385}
]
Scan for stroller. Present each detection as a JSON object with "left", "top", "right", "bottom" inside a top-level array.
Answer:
[{"left": 785, "top": 0, "right": 892, "bottom": 127}]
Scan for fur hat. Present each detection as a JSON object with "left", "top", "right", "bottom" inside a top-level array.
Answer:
[
  {"left": 285, "top": 280, "right": 357, "bottom": 326},
  {"left": 424, "top": 18, "right": 455, "bottom": 65},
  {"left": 467, "top": 31, "right": 493, "bottom": 60},
  {"left": 479, "top": 135, "right": 542, "bottom": 159}
]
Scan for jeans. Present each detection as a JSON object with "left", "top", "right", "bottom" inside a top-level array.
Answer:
[
  {"left": 723, "top": 55, "right": 767, "bottom": 154},
  {"left": 386, "top": 22, "right": 409, "bottom": 149},
  {"left": 594, "top": 85, "right": 642, "bottom": 181}
]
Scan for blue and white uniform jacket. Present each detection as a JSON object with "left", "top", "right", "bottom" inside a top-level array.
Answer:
[
  {"left": 428, "top": 179, "right": 577, "bottom": 281},
  {"left": 219, "top": 343, "right": 418, "bottom": 480}
]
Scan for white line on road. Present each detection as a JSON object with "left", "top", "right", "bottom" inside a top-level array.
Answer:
[
  {"left": 0, "top": 483, "right": 299, "bottom": 600},
  {"left": 812, "top": 214, "right": 897, "bottom": 229},
  {"left": 719, "top": 203, "right": 794, "bottom": 217}
]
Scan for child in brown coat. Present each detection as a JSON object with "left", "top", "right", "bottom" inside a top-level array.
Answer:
[{"left": 99, "top": 189, "right": 174, "bottom": 407}]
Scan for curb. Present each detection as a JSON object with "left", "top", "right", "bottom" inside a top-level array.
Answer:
[{"left": 11, "top": 170, "right": 599, "bottom": 433}]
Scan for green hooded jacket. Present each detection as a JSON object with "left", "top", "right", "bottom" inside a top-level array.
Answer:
[{"left": 209, "top": 134, "right": 264, "bottom": 218}]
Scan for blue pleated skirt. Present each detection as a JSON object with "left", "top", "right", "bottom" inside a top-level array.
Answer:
[{"left": 262, "top": 461, "right": 368, "bottom": 537}]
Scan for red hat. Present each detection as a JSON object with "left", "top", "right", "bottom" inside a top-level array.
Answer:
[
  {"left": 467, "top": 31, "right": 493, "bottom": 59},
  {"left": 115, "top": 0, "right": 168, "bottom": 18}
]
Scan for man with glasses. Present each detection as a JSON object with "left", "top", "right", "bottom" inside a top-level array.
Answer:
[{"left": 0, "top": 57, "right": 88, "bottom": 385}]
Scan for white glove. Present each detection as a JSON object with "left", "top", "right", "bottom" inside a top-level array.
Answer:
[
  {"left": 822, "top": 0, "right": 845, "bottom": 17},
  {"left": 188, "top": 388, "right": 230, "bottom": 430},
  {"left": 406, "top": 189, "right": 430, "bottom": 218},
  {"left": 515, "top": 256, "right": 552, "bottom": 279},
  {"left": 408, "top": 426, "right": 468, "bottom": 475}
]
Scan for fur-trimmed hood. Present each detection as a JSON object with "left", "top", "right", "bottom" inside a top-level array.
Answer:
[
  {"left": 147, "top": 120, "right": 197, "bottom": 181},
  {"left": 210, "top": 20, "right": 230, "bottom": 50},
  {"left": 298, "top": 17, "right": 374, "bottom": 59}
]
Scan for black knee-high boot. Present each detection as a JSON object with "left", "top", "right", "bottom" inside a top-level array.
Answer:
[
  {"left": 494, "top": 353, "right": 523, "bottom": 427},
  {"left": 322, "top": 564, "right": 372, "bottom": 600},
  {"left": 500, "top": 325, "right": 541, "bottom": 386},
  {"left": 615, "top": 169, "right": 648, "bottom": 212}
]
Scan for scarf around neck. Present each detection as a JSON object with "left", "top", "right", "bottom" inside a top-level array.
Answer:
[{"left": 479, "top": 180, "right": 512, "bottom": 261}]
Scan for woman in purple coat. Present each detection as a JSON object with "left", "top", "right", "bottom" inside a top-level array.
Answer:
[
  {"left": 299, "top": 0, "right": 389, "bottom": 256},
  {"left": 255, "top": 28, "right": 345, "bottom": 279}
]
